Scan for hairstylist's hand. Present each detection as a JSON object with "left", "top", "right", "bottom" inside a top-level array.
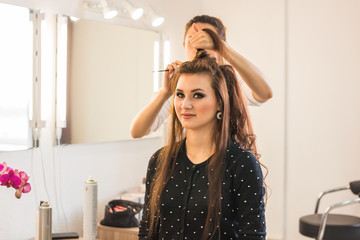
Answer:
[
  {"left": 160, "top": 60, "right": 183, "bottom": 98},
  {"left": 189, "top": 23, "right": 215, "bottom": 50}
]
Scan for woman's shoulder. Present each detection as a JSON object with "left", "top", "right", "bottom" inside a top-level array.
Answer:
[
  {"left": 227, "top": 141, "right": 255, "bottom": 158},
  {"left": 148, "top": 147, "right": 164, "bottom": 166},
  {"left": 148, "top": 142, "right": 181, "bottom": 166},
  {"left": 225, "top": 141, "right": 260, "bottom": 170}
]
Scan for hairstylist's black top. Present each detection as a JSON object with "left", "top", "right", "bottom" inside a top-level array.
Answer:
[{"left": 139, "top": 141, "right": 266, "bottom": 240}]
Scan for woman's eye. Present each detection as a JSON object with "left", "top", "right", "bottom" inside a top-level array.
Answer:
[
  {"left": 194, "top": 93, "right": 204, "bottom": 99},
  {"left": 176, "top": 92, "right": 184, "bottom": 98}
]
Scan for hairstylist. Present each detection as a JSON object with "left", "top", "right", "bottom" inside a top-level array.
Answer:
[{"left": 131, "top": 15, "right": 273, "bottom": 138}]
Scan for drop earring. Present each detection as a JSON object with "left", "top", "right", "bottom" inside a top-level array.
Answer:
[{"left": 216, "top": 111, "right": 222, "bottom": 120}]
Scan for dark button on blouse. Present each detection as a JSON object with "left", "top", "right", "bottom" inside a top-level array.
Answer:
[{"left": 139, "top": 141, "right": 266, "bottom": 240}]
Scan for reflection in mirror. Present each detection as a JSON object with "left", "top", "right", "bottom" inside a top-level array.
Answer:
[
  {"left": 0, "top": 3, "right": 33, "bottom": 151},
  {"left": 60, "top": 19, "right": 162, "bottom": 144}
]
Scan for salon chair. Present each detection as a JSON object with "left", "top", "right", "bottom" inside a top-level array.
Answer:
[{"left": 299, "top": 180, "right": 360, "bottom": 240}]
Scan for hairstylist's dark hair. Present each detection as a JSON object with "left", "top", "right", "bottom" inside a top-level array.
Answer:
[
  {"left": 184, "top": 15, "right": 227, "bottom": 41},
  {"left": 146, "top": 29, "right": 267, "bottom": 240}
]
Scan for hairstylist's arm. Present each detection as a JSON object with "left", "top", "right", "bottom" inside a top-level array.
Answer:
[
  {"left": 222, "top": 42, "right": 273, "bottom": 102},
  {"left": 130, "top": 61, "right": 182, "bottom": 138},
  {"left": 189, "top": 23, "right": 273, "bottom": 103}
]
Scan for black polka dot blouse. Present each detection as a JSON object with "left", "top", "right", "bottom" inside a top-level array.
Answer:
[{"left": 139, "top": 141, "right": 266, "bottom": 240}]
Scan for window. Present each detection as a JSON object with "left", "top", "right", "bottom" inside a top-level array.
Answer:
[{"left": 0, "top": 3, "right": 33, "bottom": 151}]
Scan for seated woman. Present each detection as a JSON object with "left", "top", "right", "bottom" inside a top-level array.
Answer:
[{"left": 138, "top": 45, "right": 267, "bottom": 239}]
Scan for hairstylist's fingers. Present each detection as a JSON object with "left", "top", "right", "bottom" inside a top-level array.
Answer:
[
  {"left": 170, "top": 61, "right": 181, "bottom": 71},
  {"left": 190, "top": 27, "right": 207, "bottom": 42},
  {"left": 190, "top": 31, "right": 214, "bottom": 50},
  {"left": 165, "top": 64, "right": 174, "bottom": 77},
  {"left": 174, "top": 60, "right": 183, "bottom": 66},
  {"left": 166, "top": 63, "right": 174, "bottom": 69},
  {"left": 192, "top": 23, "right": 201, "bottom": 32},
  {"left": 164, "top": 60, "right": 182, "bottom": 81}
]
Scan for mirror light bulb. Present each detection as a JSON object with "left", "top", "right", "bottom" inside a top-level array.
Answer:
[
  {"left": 152, "top": 17, "right": 164, "bottom": 27},
  {"left": 70, "top": 16, "right": 79, "bottom": 22},
  {"left": 131, "top": 8, "right": 143, "bottom": 20},
  {"left": 104, "top": 10, "right": 117, "bottom": 19}
]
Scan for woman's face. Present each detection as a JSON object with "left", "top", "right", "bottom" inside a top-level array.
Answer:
[
  {"left": 184, "top": 23, "right": 219, "bottom": 61},
  {"left": 174, "top": 73, "right": 219, "bottom": 131}
]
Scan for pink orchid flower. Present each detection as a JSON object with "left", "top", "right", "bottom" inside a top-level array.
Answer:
[
  {"left": 18, "top": 171, "right": 30, "bottom": 182},
  {"left": 14, "top": 171, "right": 31, "bottom": 199},
  {"left": 15, "top": 182, "right": 31, "bottom": 199},
  {"left": 0, "top": 162, "right": 31, "bottom": 198},
  {"left": 0, "top": 169, "right": 22, "bottom": 188},
  {"left": 0, "top": 162, "right": 8, "bottom": 174}
]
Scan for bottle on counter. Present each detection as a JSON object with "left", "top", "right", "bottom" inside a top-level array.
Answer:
[
  {"left": 39, "top": 201, "right": 52, "bottom": 240},
  {"left": 83, "top": 176, "right": 98, "bottom": 240}
]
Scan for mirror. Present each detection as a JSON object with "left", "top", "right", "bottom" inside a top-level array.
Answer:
[{"left": 61, "top": 19, "right": 162, "bottom": 144}]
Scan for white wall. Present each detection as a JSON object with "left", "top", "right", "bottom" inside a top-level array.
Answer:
[
  {"left": 285, "top": 0, "right": 360, "bottom": 239},
  {"left": 1, "top": 0, "right": 360, "bottom": 240}
]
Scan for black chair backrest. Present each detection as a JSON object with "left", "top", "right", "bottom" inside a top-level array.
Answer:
[{"left": 350, "top": 180, "right": 360, "bottom": 196}]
